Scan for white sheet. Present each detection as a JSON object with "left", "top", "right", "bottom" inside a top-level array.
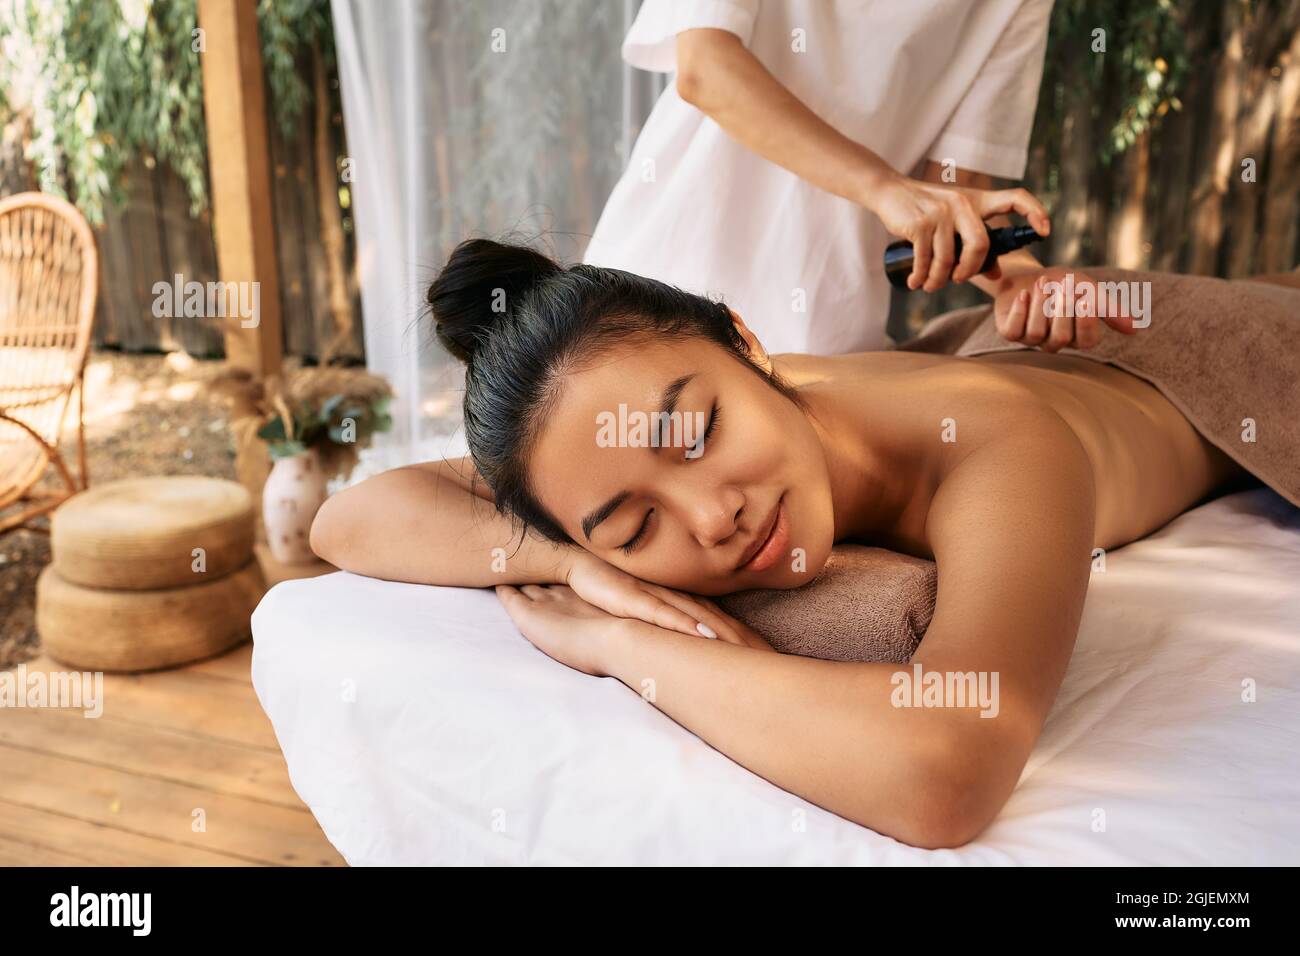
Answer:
[{"left": 251, "top": 489, "right": 1300, "bottom": 865}]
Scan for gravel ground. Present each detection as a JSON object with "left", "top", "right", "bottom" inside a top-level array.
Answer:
[{"left": 0, "top": 350, "right": 238, "bottom": 671}]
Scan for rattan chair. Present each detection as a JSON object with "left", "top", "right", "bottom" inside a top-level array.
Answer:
[{"left": 0, "top": 192, "right": 98, "bottom": 536}]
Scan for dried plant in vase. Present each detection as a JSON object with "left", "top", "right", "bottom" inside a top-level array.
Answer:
[{"left": 206, "top": 365, "right": 393, "bottom": 564}]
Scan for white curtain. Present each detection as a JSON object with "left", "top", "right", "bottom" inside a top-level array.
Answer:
[{"left": 330, "top": 0, "right": 666, "bottom": 480}]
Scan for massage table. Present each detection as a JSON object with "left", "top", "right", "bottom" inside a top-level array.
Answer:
[{"left": 250, "top": 488, "right": 1300, "bottom": 865}]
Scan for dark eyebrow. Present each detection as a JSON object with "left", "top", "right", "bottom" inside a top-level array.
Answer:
[
  {"left": 582, "top": 491, "right": 630, "bottom": 542},
  {"left": 652, "top": 373, "right": 695, "bottom": 447},
  {"left": 581, "top": 373, "right": 697, "bottom": 541}
]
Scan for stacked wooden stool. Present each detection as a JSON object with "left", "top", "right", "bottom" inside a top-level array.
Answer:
[{"left": 36, "top": 476, "right": 266, "bottom": 672}]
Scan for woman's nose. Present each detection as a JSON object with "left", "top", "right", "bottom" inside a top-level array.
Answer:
[{"left": 685, "top": 485, "right": 745, "bottom": 548}]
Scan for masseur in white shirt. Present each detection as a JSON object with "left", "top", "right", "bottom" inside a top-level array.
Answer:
[{"left": 583, "top": 0, "right": 1117, "bottom": 355}]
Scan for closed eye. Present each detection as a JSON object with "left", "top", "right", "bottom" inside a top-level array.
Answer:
[
  {"left": 620, "top": 508, "right": 653, "bottom": 554},
  {"left": 685, "top": 402, "right": 721, "bottom": 460}
]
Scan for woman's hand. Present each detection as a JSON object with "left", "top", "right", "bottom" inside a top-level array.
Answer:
[
  {"left": 992, "top": 266, "right": 1138, "bottom": 351},
  {"left": 869, "top": 172, "right": 1051, "bottom": 292},
  {"left": 563, "top": 552, "right": 774, "bottom": 650},
  {"left": 496, "top": 585, "right": 629, "bottom": 677},
  {"left": 497, "top": 584, "right": 774, "bottom": 678}
]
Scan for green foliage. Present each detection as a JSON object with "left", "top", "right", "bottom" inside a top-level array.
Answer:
[
  {"left": 0, "top": 0, "right": 332, "bottom": 225},
  {"left": 257, "top": 393, "right": 392, "bottom": 461},
  {"left": 258, "top": 0, "right": 333, "bottom": 137},
  {"left": 1039, "top": 0, "right": 1192, "bottom": 168}
]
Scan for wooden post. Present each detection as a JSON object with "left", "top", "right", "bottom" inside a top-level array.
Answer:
[{"left": 197, "top": 0, "right": 281, "bottom": 526}]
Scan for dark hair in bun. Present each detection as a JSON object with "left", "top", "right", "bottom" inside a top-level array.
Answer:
[
  {"left": 427, "top": 238, "right": 561, "bottom": 362},
  {"left": 424, "top": 236, "right": 801, "bottom": 544}
]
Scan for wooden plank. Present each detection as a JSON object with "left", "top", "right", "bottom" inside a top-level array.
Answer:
[
  {"left": 0, "top": 744, "right": 343, "bottom": 866},
  {"left": 296, "top": 71, "right": 332, "bottom": 363},
  {"left": 0, "top": 832, "right": 97, "bottom": 865},
  {"left": 0, "top": 705, "right": 303, "bottom": 808},
  {"left": 198, "top": 0, "right": 282, "bottom": 523},
  {"left": 121, "top": 159, "right": 169, "bottom": 350},
  {"left": 0, "top": 800, "right": 255, "bottom": 865},
  {"left": 184, "top": 640, "right": 254, "bottom": 682},
  {"left": 92, "top": 204, "right": 135, "bottom": 349},
  {"left": 20, "top": 654, "right": 280, "bottom": 751},
  {"left": 198, "top": 0, "right": 284, "bottom": 379},
  {"left": 269, "top": 106, "right": 315, "bottom": 358},
  {"left": 156, "top": 165, "right": 225, "bottom": 357}
]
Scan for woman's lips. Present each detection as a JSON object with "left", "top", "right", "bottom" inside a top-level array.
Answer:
[{"left": 739, "top": 496, "right": 789, "bottom": 573}]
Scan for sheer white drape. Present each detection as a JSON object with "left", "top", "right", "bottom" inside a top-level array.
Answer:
[{"left": 330, "top": 0, "right": 666, "bottom": 480}]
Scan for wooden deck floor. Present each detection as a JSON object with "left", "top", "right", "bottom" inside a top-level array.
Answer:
[{"left": 0, "top": 642, "right": 345, "bottom": 866}]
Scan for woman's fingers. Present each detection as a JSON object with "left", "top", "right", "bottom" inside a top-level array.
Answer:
[
  {"left": 603, "top": 585, "right": 702, "bottom": 637},
  {"left": 648, "top": 586, "right": 744, "bottom": 642}
]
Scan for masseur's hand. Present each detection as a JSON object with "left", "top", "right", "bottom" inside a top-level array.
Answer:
[
  {"left": 870, "top": 172, "right": 1051, "bottom": 292},
  {"left": 992, "top": 267, "right": 1137, "bottom": 351},
  {"left": 497, "top": 584, "right": 774, "bottom": 678}
]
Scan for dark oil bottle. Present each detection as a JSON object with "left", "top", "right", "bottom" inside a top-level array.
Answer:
[{"left": 884, "top": 224, "right": 1044, "bottom": 289}]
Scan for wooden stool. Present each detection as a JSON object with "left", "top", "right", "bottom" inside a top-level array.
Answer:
[{"left": 37, "top": 476, "right": 265, "bottom": 672}]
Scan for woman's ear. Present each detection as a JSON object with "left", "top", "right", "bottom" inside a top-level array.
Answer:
[{"left": 728, "top": 308, "right": 772, "bottom": 374}]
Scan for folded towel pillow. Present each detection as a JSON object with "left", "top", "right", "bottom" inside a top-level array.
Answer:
[{"left": 715, "top": 544, "right": 937, "bottom": 663}]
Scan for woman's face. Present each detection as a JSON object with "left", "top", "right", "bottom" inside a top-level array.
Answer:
[{"left": 528, "top": 325, "right": 836, "bottom": 595}]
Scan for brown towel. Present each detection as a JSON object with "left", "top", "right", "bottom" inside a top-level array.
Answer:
[
  {"left": 716, "top": 545, "right": 937, "bottom": 663},
  {"left": 718, "top": 268, "right": 1300, "bottom": 663}
]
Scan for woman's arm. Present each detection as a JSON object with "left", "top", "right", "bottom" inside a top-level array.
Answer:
[
  {"left": 499, "top": 406, "right": 1096, "bottom": 847},
  {"left": 309, "top": 456, "right": 576, "bottom": 587},
  {"left": 310, "top": 459, "right": 755, "bottom": 642},
  {"left": 675, "top": 28, "right": 1050, "bottom": 291}
]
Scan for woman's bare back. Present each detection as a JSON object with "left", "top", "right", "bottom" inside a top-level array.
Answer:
[{"left": 772, "top": 347, "right": 1247, "bottom": 556}]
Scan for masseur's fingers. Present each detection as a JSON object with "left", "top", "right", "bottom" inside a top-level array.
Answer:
[
  {"left": 998, "top": 288, "right": 1030, "bottom": 342},
  {"left": 925, "top": 214, "right": 956, "bottom": 292},
  {"left": 1101, "top": 305, "right": 1138, "bottom": 335},
  {"left": 1041, "top": 300, "right": 1075, "bottom": 353},
  {"left": 1074, "top": 309, "right": 1101, "bottom": 348},
  {"left": 1021, "top": 276, "right": 1051, "bottom": 346},
  {"left": 908, "top": 228, "right": 933, "bottom": 291},
  {"left": 950, "top": 197, "right": 989, "bottom": 283},
  {"left": 1069, "top": 284, "right": 1100, "bottom": 349},
  {"left": 976, "top": 187, "right": 1052, "bottom": 238}
]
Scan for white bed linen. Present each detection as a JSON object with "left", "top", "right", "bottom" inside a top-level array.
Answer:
[{"left": 251, "top": 489, "right": 1300, "bottom": 865}]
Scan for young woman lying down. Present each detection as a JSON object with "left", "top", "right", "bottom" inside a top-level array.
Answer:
[{"left": 310, "top": 239, "right": 1281, "bottom": 850}]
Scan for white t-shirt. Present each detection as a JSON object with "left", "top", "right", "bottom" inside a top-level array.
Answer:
[{"left": 582, "top": 0, "right": 1052, "bottom": 355}]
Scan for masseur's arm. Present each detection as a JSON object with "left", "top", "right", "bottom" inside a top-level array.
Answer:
[
  {"left": 675, "top": 28, "right": 1050, "bottom": 292},
  {"left": 578, "top": 406, "right": 1095, "bottom": 848},
  {"left": 310, "top": 457, "right": 575, "bottom": 587}
]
